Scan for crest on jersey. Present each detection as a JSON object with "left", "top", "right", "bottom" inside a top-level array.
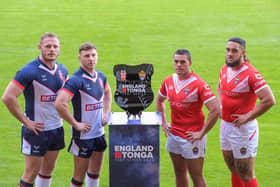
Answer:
[
  {"left": 234, "top": 77, "right": 240, "bottom": 84},
  {"left": 114, "top": 64, "right": 154, "bottom": 115},
  {"left": 59, "top": 70, "right": 64, "bottom": 80},
  {"left": 184, "top": 87, "right": 190, "bottom": 95}
]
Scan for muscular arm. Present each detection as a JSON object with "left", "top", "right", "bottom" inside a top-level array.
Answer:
[
  {"left": 102, "top": 84, "right": 112, "bottom": 126},
  {"left": 186, "top": 98, "right": 220, "bottom": 141},
  {"left": 200, "top": 98, "right": 220, "bottom": 136},
  {"left": 232, "top": 86, "right": 276, "bottom": 126},
  {"left": 156, "top": 93, "right": 170, "bottom": 135},
  {"left": 55, "top": 90, "right": 91, "bottom": 132},
  {"left": 2, "top": 81, "right": 44, "bottom": 135}
]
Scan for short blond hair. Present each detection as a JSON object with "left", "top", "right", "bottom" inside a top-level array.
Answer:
[{"left": 40, "top": 32, "right": 59, "bottom": 44}]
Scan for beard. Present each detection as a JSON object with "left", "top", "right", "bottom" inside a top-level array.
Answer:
[{"left": 225, "top": 56, "right": 242, "bottom": 68}]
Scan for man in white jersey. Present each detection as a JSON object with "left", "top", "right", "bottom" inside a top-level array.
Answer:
[
  {"left": 217, "top": 37, "right": 275, "bottom": 187},
  {"left": 2, "top": 32, "right": 68, "bottom": 187},
  {"left": 55, "top": 42, "right": 112, "bottom": 187}
]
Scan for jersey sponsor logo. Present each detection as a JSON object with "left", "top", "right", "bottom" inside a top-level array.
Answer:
[
  {"left": 255, "top": 73, "right": 262, "bottom": 79},
  {"left": 204, "top": 91, "right": 212, "bottom": 96},
  {"left": 255, "top": 80, "right": 265, "bottom": 87},
  {"left": 85, "top": 102, "right": 103, "bottom": 111},
  {"left": 222, "top": 90, "right": 239, "bottom": 97},
  {"left": 85, "top": 83, "right": 91, "bottom": 90},
  {"left": 40, "top": 95, "right": 57, "bottom": 102},
  {"left": 204, "top": 84, "right": 210, "bottom": 90},
  {"left": 41, "top": 74, "right": 47, "bottom": 81},
  {"left": 170, "top": 101, "right": 190, "bottom": 108}
]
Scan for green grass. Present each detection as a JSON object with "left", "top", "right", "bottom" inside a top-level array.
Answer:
[{"left": 0, "top": 0, "right": 279, "bottom": 186}]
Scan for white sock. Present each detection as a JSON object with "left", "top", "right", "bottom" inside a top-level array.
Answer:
[
  {"left": 86, "top": 174, "right": 99, "bottom": 187},
  {"left": 35, "top": 174, "right": 51, "bottom": 187}
]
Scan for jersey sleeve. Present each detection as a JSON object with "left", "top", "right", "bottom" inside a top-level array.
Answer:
[
  {"left": 62, "top": 76, "right": 81, "bottom": 96},
  {"left": 13, "top": 66, "right": 35, "bottom": 90},
  {"left": 159, "top": 79, "right": 168, "bottom": 98},
  {"left": 249, "top": 71, "right": 267, "bottom": 93},
  {"left": 198, "top": 81, "right": 216, "bottom": 104}
]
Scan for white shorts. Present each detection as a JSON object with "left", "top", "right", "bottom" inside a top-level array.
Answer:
[
  {"left": 166, "top": 133, "right": 207, "bottom": 159},
  {"left": 220, "top": 119, "right": 259, "bottom": 159}
]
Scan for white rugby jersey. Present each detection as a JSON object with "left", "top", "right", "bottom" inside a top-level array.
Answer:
[
  {"left": 13, "top": 58, "right": 68, "bottom": 130},
  {"left": 62, "top": 68, "right": 108, "bottom": 140}
]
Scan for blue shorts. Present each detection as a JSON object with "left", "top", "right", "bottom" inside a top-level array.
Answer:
[
  {"left": 68, "top": 135, "right": 107, "bottom": 158},
  {"left": 21, "top": 126, "right": 65, "bottom": 156}
]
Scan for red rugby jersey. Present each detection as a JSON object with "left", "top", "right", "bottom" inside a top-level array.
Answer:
[
  {"left": 219, "top": 62, "right": 267, "bottom": 122},
  {"left": 159, "top": 72, "right": 215, "bottom": 138}
]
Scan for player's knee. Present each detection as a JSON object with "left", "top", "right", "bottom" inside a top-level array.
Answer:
[{"left": 41, "top": 163, "right": 56, "bottom": 174}]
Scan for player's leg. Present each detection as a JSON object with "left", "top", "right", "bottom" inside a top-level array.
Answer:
[
  {"left": 86, "top": 135, "right": 107, "bottom": 187},
  {"left": 223, "top": 150, "right": 244, "bottom": 187},
  {"left": 170, "top": 152, "right": 189, "bottom": 187},
  {"left": 35, "top": 150, "right": 60, "bottom": 187},
  {"left": 71, "top": 155, "right": 89, "bottom": 187},
  {"left": 187, "top": 158, "right": 206, "bottom": 187},
  {"left": 232, "top": 120, "right": 259, "bottom": 187},
  {"left": 36, "top": 127, "right": 65, "bottom": 187},
  {"left": 86, "top": 151, "right": 105, "bottom": 187},
  {"left": 220, "top": 120, "right": 245, "bottom": 187},
  {"left": 186, "top": 136, "right": 207, "bottom": 187},
  {"left": 20, "top": 155, "right": 42, "bottom": 186},
  {"left": 235, "top": 157, "right": 258, "bottom": 187}
]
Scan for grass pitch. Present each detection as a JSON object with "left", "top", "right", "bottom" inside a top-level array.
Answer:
[{"left": 0, "top": 0, "right": 279, "bottom": 186}]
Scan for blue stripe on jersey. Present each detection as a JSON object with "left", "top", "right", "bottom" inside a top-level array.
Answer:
[
  {"left": 63, "top": 68, "right": 107, "bottom": 139},
  {"left": 14, "top": 58, "right": 68, "bottom": 130}
]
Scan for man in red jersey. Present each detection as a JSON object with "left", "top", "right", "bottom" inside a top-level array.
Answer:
[
  {"left": 217, "top": 37, "right": 275, "bottom": 187},
  {"left": 156, "top": 49, "right": 219, "bottom": 187}
]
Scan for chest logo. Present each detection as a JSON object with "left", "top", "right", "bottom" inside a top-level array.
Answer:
[
  {"left": 234, "top": 77, "right": 240, "bottom": 84},
  {"left": 184, "top": 87, "right": 190, "bottom": 95}
]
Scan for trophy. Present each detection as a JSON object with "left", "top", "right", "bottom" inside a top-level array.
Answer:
[{"left": 113, "top": 64, "right": 154, "bottom": 123}]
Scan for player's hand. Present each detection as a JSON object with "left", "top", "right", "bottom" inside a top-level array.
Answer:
[
  {"left": 186, "top": 131, "right": 203, "bottom": 142},
  {"left": 24, "top": 119, "right": 44, "bottom": 136},
  {"left": 102, "top": 114, "right": 109, "bottom": 126},
  {"left": 162, "top": 122, "right": 171, "bottom": 137},
  {"left": 73, "top": 122, "right": 91, "bottom": 133},
  {"left": 232, "top": 113, "right": 250, "bottom": 128}
]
